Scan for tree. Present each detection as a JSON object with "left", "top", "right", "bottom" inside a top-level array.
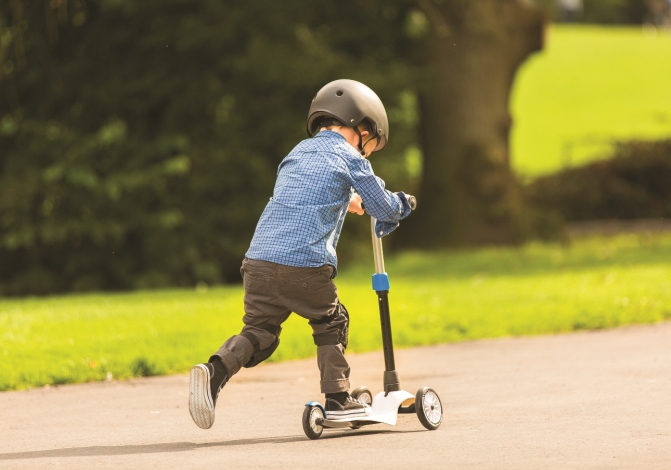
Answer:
[{"left": 401, "top": 0, "right": 545, "bottom": 246}]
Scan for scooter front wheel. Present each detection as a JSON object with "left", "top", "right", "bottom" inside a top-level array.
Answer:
[
  {"left": 416, "top": 387, "right": 442, "bottom": 430},
  {"left": 302, "top": 405, "right": 325, "bottom": 440}
]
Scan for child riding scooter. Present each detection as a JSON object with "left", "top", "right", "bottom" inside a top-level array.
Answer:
[{"left": 189, "top": 79, "right": 417, "bottom": 430}]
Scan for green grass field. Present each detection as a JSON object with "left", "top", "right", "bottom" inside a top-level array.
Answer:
[
  {"left": 511, "top": 25, "right": 671, "bottom": 177},
  {"left": 2, "top": 233, "right": 670, "bottom": 391}
]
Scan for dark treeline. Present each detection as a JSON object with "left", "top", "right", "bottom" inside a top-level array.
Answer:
[
  {"left": 5, "top": 0, "right": 657, "bottom": 297},
  {"left": 0, "top": 0, "right": 422, "bottom": 295},
  {"left": 536, "top": 0, "right": 649, "bottom": 24},
  {"left": 0, "top": 0, "right": 552, "bottom": 295}
]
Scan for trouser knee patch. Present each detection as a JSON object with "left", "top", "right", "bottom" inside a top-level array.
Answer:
[
  {"left": 339, "top": 303, "right": 349, "bottom": 350},
  {"left": 243, "top": 337, "right": 279, "bottom": 368},
  {"left": 240, "top": 326, "right": 280, "bottom": 368},
  {"left": 311, "top": 303, "right": 350, "bottom": 350}
]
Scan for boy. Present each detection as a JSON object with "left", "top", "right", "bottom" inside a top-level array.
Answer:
[{"left": 189, "top": 79, "right": 415, "bottom": 429}]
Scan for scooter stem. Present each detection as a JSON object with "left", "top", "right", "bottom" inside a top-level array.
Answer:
[
  {"left": 371, "top": 218, "right": 401, "bottom": 393},
  {"left": 371, "top": 218, "right": 386, "bottom": 275}
]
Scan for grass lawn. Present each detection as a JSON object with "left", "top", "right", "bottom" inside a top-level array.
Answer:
[
  {"left": 511, "top": 25, "right": 671, "bottom": 177},
  {"left": 2, "top": 233, "right": 670, "bottom": 391}
]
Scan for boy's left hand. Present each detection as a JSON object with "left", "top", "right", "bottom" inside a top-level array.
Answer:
[{"left": 348, "top": 194, "right": 364, "bottom": 215}]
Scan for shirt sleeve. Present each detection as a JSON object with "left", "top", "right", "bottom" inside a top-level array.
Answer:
[{"left": 346, "top": 156, "right": 413, "bottom": 237}]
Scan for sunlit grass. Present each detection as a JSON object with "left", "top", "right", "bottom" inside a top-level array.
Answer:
[
  {"left": 2, "top": 233, "right": 670, "bottom": 391},
  {"left": 511, "top": 25, "right": 671, "bottom": 177}
]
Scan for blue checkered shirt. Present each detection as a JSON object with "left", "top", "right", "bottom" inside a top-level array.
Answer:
[{"left": 245, "top": 131, "right": 412, "bottom": 274}]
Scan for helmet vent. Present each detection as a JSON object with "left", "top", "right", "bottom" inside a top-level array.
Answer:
[{"left": 336, "top": 90, "right": 344, "bottom": 97}]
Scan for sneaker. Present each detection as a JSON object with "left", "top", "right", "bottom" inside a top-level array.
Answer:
[
  {"left": 324, "top": 393, "right": 372, "bottom": 419},
  {"left": 189, "top": 359, "right": 228, "bottom": 429}
]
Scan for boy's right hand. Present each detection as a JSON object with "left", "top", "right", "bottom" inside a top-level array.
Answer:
[{"left": 348, "top": 193, "right": 364, "bottom": 215}]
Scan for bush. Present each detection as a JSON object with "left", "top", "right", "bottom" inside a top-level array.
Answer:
[
  {"left": 526, "top": 139, "right": 671, "bottom": 221},
  {"left": 0, "top": 1, "right": 416, "bottom": 296}
]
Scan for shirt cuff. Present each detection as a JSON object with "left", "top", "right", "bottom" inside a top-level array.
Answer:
[
  {"left": 395, "top": 192, "right": 413, "bottom": 219},
  {"left": 374, "top": 219, "right": 399, "bottom": 238}
]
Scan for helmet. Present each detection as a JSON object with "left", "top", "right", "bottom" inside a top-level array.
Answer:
[{"left": 307, "top": 79, "right": 389, "bottom": 153}]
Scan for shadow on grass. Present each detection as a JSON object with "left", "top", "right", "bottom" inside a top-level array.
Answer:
[{"left": 0, "top": 429, "right": 425, "bottom": 460}]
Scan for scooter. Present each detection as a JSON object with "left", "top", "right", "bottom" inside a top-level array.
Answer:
[{"left": 302, "top": 211, "right": 443, "bottom": 439}]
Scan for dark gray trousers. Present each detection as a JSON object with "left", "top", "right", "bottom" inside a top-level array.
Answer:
[{"left": 213, "top": 258, "right": 350, "bottom": 394}]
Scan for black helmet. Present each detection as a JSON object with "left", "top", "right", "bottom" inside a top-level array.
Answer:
[{"left": 307, "top": 79, "right": 389, "bottom": 153}]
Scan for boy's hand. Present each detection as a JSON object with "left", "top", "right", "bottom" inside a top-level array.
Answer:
[{"left": 348, "top": 193, "right": 364, "bottom": 215}]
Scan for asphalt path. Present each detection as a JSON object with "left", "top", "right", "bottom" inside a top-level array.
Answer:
[{"left": 2, "top": 322, "right": 670, "bottom": 469}]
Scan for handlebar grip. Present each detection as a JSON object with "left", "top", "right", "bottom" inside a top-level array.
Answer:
[{"left": 407, "top": 195, "right": 417, "bottom": 211}]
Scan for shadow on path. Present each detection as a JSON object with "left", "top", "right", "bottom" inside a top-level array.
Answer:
[{"left": 1, "top": 429, "right": 423, "bottom": 460}]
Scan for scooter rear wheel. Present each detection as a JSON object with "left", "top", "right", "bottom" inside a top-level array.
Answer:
[
  {"left": 350, "top": 386, "right": 373, "bottom": 405},
  {"left": 302, "top": 405, "right": 325, "bottom": 440},
  {"left": 349, "top": 386, "right": 373, "bottom": 430},
  {"left": 416, "top": 387, "right": 442, "bottom": 430}
]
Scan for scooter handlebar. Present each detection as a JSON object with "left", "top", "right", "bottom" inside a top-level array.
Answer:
[{"left": 406, "top": 195, "right": 417, "bottom": 211}]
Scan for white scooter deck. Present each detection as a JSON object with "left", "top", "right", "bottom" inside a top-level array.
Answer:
[{"left": 325, "top": 390, "right": 414, "bottom": 426}]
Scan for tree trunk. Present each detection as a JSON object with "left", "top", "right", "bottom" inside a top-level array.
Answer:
[{"left": 403, "top": 0, "right": 545, "bottom": 246}]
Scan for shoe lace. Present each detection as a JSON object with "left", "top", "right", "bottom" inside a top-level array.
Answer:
[{"left": 346, "top": 395, "right": 367, "bottom": 407}]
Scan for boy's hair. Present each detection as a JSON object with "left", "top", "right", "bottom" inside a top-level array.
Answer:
[{"left": 317, "top": 116, "right": 372, "bottom": 134}]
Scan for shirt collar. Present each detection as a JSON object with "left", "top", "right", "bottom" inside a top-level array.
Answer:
[{"left": 313, "top": 130, "right": 347, "bottom": 142}]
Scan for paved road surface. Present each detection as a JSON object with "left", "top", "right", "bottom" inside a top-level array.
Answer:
[{"left": 2, "top": 322, "right": 670, "bottom": 469}]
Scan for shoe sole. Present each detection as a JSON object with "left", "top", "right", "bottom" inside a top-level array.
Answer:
[
  {"left": 325, "top": 408, "right": 371, "bottom": 420},
  {"left": 189, "top": 364, "right": 215, "bottom": 429}
]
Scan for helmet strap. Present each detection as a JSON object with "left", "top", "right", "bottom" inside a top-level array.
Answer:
[{"left": 352, "top": 126, "right": 365, "bottom": 156}]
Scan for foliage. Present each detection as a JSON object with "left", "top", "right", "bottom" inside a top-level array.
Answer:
[
  {"left": 511, "top": 25, "right": 671, "bottom": 177},
  {"left": 526, "top": 139, "right": 671, "bottom": 220},
  {"left": 4, "top": 5, "right": 665, "bottom": 296},
  {"left": 2, "top": 232, "right": 670, "bottom": 391},
  {"left": 0, "top": 0, "right": 420, "bottom": 295},
  {"left": 533, "top": 0, "right": 647, "bottom": 24}
]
